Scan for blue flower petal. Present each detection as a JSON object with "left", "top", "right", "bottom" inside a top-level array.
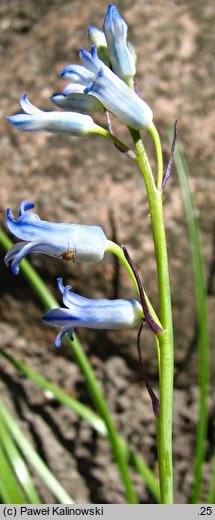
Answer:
[
  {"left": 43, "top": 279, "right": 143, "bottom": 348},
  {"left": 7, "top": 95, "right": 98, "bottom": 136},
  {"left": 88, "top": 25, "right": 109, "bottom": 65},
  {"left": 59, "top": 44, "right": 152, "bottom": 129},
  {"left": 80, "top": 47, "right": 152, "bottom": 129},
  {"left": 57, "top": 277, "right": 96, "bottom": 309},
  {"left": 5, "top": 201, "right": 108, "bottom": 271},
  {"left": 103, "top": 4, "right": 136, "bottom": 80},
  {"left": 79, "top": 46, "right": 101, "bottom": 74},
  {"left": 19, "top": 200, "right": 35, "bottom": 217},
  {"left": 55, "top": 327, "right": 74, "bottom": 348},
  {"left": 20, "top": 94, "right": 44, "bottom": 115},
  {"left": 51, "top": 90, "right": 103, "bottom": 113},
  {"left": 60, "top": 64, "right": 94, "bottom": 84},
  {"left": 42, "top": 308, "right": 79, "bottom": 327},
  {"left": 88, "top": 26, "right": 107, "bottom": 49},
  {"left": 4, "top": 241, "right": 73, "bottom": 274}
]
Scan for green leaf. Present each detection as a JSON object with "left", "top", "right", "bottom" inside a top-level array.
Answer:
[
  {"left": 207, "top": 452, "right": 215, "bottom": 504},
  {"left": 171, "top": 133, "right": 210, "bottom": 503},
  {"left": 0, "top": 413, "right": 41, "bottom": 503},
  {"left": 0, "top": 348, "right": 106, "bottom": 436},
  {"left": 0, "top": 399, "right": 74, "bottom": 504},
  {"left": 0, "top": 346, "right": 160, "bottom": 501},
  {"left": 0, "top": 436, "right": 26, "bottom": 503}
]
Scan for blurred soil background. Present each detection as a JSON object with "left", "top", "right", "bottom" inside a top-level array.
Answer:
[{"left": 0, "top": 0, "right": 215, "bottom": 504}]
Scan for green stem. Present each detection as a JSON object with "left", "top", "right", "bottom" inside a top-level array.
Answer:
[
  {"left": 0, "top": 228, "right": 138, "bottom": 504},
  {"left": 129, "top": 129, "right": 174, "bottom": 503},
  {"left": 94, "top": 126, "right": 137, "bottom": 160},
  {"left": 105, "top": 240, "right": 162, "bottom": 331},
  {"left": 147, "top": 122, "right": 164, "bottom": 189}
]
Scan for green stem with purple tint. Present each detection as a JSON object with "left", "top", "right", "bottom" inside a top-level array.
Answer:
[{"left": 129, "top": 126, "right": 174, "bottom": 503}]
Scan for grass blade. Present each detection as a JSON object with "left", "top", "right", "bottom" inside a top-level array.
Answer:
[
  {"left": 0, "top": 347, "right": 160, "bottom": 502},
  {"left": 0, "top": 347, "right": 106, "bottom": 436},
  {"left": 171, "top": 134, "right": 210, "bottom": 503},
  {"left": 0, "top": 399, "right": 74, "bottom": 504},
  {"left": 0, "top": 436, "right": 27, "bottom": 503},
  {"left": 207, "top": 452, "right": 215, "bottom": 503},
  {"left": 0, "top": 412, "right": 41, "bottom": 503}
]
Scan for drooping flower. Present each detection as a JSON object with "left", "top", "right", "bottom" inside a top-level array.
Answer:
[
  {"left": 7, "top": 94, "right": 100, "bottom": 136},
  {"left": 60, "top": 46, "right": 152, "bottom": 130},
  {"left": 42, "top": 278, "right": 143, "bottom": 347},
  {"left": 103, "top": 4, "right": 136, "bottom": 81},
  {"left": 4, "top": 201, "right": 107, "bottom": 274},
  {"left": 51, "top": 84, "right": 103, "bottom": 113}
]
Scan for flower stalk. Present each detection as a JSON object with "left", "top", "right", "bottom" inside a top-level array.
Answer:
[
  {"left": 147, "top": 122, "right": 164, "bottom": 189},
  {"left": 130, "top": 128, "right": 174, "bottom": 503},
  {"left": 105, "top": 240, "right": 162, "bottom": 330}
]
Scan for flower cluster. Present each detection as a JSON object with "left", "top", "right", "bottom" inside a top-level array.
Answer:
[
  {"left": 7, "top": 5, "right": 152, "bottom": 136},
  {"left": 5, "top": 199, "right": 144, "bottom": 344},
  {"left": 5, "top": 4, "right": 152, "bottom": 347}
]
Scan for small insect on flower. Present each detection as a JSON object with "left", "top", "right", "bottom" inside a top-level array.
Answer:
[
  {"left": 60, "top": 246, "right": 76, "bottom": 262},
  {"left": 4, "top": 200, "right": 108, "bottom": 274}
]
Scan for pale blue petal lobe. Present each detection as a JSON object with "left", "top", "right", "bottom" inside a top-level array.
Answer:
[
  {"left": 60, "top": 64, "right": 94, "bottom": 84},
  {"left": 51, "top": 92, "right": 103, "bottom": 113},
  {"left": 103, "top": 4, "right": 136, "bottom": 80},
  {"left": 42, "top": 280, "right": 143, "bottom": 347},
  {"left": 84, "top": 65, "right": 152, "bottom": 129},
  {"left": 5, "top": 202, "right": 107, "bottom": 272},
  {"left": 7, "top": 95, "right": 98, "bottom": 136}
]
